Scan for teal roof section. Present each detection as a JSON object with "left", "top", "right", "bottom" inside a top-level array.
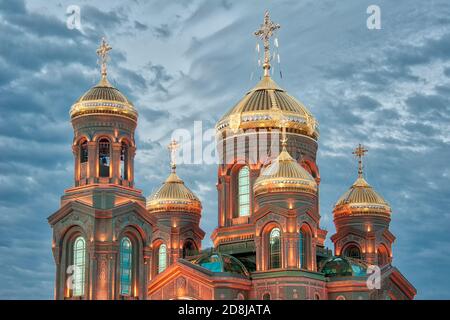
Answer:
[
  {"left": 193, "top": 252, "right": 250, "bottom": 278},
  {"left": 320, "top": 256, "right": 368, "bottom": 278}
]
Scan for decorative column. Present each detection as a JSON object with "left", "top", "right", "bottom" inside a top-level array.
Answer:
[
  {"left": 217, "top": 177, "right": 224, "bottom": 227},
  {"left": 111, "top": 142, "right": 121, "bottom": 184},
  {"left": 72, "top": 144, "right": 79, "bottom": 186},
  {"left": 128, "top": 145, "right": 136, "bottom": 187},
  {"left": 224, "top": 175, "right": 232, "bottom": 226},
  {"left": 87, "top": 141, "right": 97, "bottom": 184},
  {"left": 143, "top": 248, "right": 152, "bottom": 299}
]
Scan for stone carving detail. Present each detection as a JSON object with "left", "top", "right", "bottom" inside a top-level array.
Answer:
[
  {"left": 99, "top": 255, "right": 107, "bottom": 281},
  {"left": 176, "top": 276, "right": 186, "bottom": 290}
]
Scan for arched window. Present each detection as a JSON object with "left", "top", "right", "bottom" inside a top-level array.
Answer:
[
  {"left": 377, "top": 245, "right": 389, "bottom": 267},
  {"left": 344, "top": 244, "right": 361, "bottom": 260},
  {"left": 269, "top": 228, "right": 281, "bottom": 269},
  {"left": 120, "top": 142, "right": 128, "bottom": 180},
  {"left": 80, "top": 140, "right": 88, "bottom": 163},
  {"left": 262, "top": 293, "right": 271, "bottom": 300},
  {"left": 72, "top": 236, "right": 86, "bottom": 297},
  {"left": 238, "top": 166, "right": 250, "bottom": 217},
  {"left": 182, "top": 240, "right": 196, "bottom": 259},
  {"left": 98, "top": 138, "right": 111, "bottom": 177},
  {"left": 158, "top": 244, "right": 167, "bottom": 274},
  {"left": 299, "top": 230, "right": 305, "bottom": 268},
  {"left": 314, "top": 293, "right": 321, "bottom": 300},
  {"left": 119, "top": 237, "right": 133, "bottom": 296}
]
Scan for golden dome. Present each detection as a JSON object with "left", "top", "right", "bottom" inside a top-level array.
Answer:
[
  {"left": 333, "top": 176, "right": 391, "bottom": 218},
  {"left": 216, "top": 75, "right": 319, "bottom": 139},
  {"left": 146, "top": 171, "right": 202, "bottom": 214},
  {"left": 334, "top": 144, "right": 391, "bottom": 218},
  {"left": 70, "top": 77, "right": 137, "bottom": 121},
  {"left": 70, "top": 38, "right": 138, "bottom": 122},
  {"left": 147, "top": 139, "right": 202, "bottom": 214},
  {"left": 254, "top": 146, "right": 317, "bottom": 196}
]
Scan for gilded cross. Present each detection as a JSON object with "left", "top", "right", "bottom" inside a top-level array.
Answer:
[
  {"left": 254, "top": 10, "right": 280, "bottom": 76},
  {"left": 352, "top": 144, "right": 368, "bottom": 177},
  {"left": 168, "top": 139, "right": 180, "bottom": 171},
  {"left": 279, "top": 116, "right": 288, "bottom": 147},
  {"left": 96, "top": 37, "right": 112, "bottom": 78}
]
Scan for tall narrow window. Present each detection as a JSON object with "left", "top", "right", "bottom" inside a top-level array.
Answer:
[
  {"left": 238, "top": 166, "right": 250, "bottom": 217},
  {"left": 158, "top": 244, "right": 167, "bottom": 274},
  {"left": 80, "top": 140, "right": 88, "bottom": 163},
  {"left": 72, "top": 236, "right": 86, "bottom": 297},
  {"left": 269, "top": 228, "right": 281, "bottom": 269},
  {"left": 120, "top": 142, "right": 128, "bottom": 180},
  {"left": 98, "top": 138, "right": 111, "bottom": 177},
  {"left": 120, "top": 237, "right": 133, "bottom": 296},
  {"left": 299, "top": 230, "right": 305, "bottom": 269}
]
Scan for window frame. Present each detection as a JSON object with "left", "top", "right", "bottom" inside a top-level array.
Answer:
[
  {"left": 72, "top": 236, "right": 86, "bottom": 297},
  {"left": 119, "top": 237, "right": 133, "bottom": 296},
  {"left": 237, "top": 166, "right": 250, "bottom": 217},
  {"left": 269, "top": 227, "right": 281, "bottom": 269}
]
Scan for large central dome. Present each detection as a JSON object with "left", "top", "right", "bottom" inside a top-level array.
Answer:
[{"left": 216, "top": 75, "right": 319, "bottom": 139}]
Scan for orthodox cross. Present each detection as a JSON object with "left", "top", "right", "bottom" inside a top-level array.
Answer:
[
  {"left": 254, "top": 10, "right": 280, "bottom": 76},
  {"left": 279, "top": 116, "right": 288, "bottom": 147},
  {"left": 96, "top": 37, "right": 112, "bottom": 78},
  {"left": 168, "top": 139, "right": 180, "bottom": 172},
  {"left": 352, "top": 144, "right": 368, "bottom": 177}
]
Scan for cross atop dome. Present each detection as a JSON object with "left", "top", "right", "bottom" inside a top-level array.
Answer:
[
  {"left": 168, "top": 139, "right": 180, "bottom": 172},
  {"left": 254, "top": 10, "right": 280, "bottom": 77},
  {"left": 279, "top": 115, "right": 289, "bottom": 147},
  {"left": 352, "top": 144, "right": 368, "bottom": 177},
  {"left": 96, "top": 37, "right": 112, "bottom": 80}
]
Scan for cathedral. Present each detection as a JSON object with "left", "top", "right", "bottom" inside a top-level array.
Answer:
[{"left": 48, "top": 12, "right": 416, "bottom": 300}]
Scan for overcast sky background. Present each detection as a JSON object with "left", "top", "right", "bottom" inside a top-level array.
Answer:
[{"left": 0, "top": 0, "right": 449, "bottom": 299}]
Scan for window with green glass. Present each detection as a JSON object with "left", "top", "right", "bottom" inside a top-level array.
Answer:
[
  {"left": 299, "top": 230, "right": 305, "bottom": 269},
  {"left": 158, "top": 244, "right": 167, "bottom": 274},
  {"left": 119, "top": 237, "right": 133, "bottom": 296},
  {"left": 238, "top": 166, "right": 250, "bottom": 217},
  {"left": 73, "top": 236, "right": 85, "bottom": 297},
  {"left": 269, "top": 228, "right": 281, "bottom": 269}
]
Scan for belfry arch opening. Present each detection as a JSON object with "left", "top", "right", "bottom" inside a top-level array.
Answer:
[
  {"left": 120, "top": 141, "right": 129, "bottom": 180},
  {"left": 343, "top": 244, "right": 362, "bottom": 260},
  {"left": 98, "top": 138, "right": 111, "bottom": 178}
]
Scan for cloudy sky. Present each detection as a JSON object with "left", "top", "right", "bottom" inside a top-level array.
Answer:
[{"left": 0, "top": 0, "right": 449, "bottom": 299}]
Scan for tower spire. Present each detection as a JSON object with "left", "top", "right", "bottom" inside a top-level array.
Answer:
[
  {"left": 96, "top": 37, "right": 112, "bottom": 82},
  {"left": 168, "top": 139, "right": 180, "bottom": 173},
  {"left": 254, "top": 10, "right": 280, "bottom": 77},
  {"left": 352, "top": 144, "right": 368, "bottom": 178}
]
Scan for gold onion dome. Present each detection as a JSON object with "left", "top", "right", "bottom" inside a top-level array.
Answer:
[
  {"left": 70, "top": 38, "right": 138, "bottom": 122},
  {"left": 216, "top": 11, "right": 318, "bottom": 139},
  {"left": 146, "top": 140, "right": 202, "bottom": 214},
  {"left": 333, "top": 145, "right": 391, "bottom": 218},
  {"left": 254, "top": 146, "right": 317, "bottom": 196}
]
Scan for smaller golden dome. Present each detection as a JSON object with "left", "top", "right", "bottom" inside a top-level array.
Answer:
[
  {"left": 70, "top": 38, "right": 138, "bottom": 122},
  {"left": 147, "top": 139, "right": 202, "bottom": 214},
  {"left": 70, "top": 77, "right": 137, "bottom": 121},
  {"left": 333, "top": 176, "right": 391, "bottom": 218},
  {"left": 146, "top": 171, "right": 202, "bottom": 214},
  {"left": 254, "top": 147, "right": 317, "bottom": 196},
  {"left": 334, "top": 144, "right": 391, "bottom": 218}
]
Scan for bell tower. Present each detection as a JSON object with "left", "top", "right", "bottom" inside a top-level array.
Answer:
[
  {"left": 331, "top": 145, "right": 394, "bottom": 266},
  {"left": 48, "top": 38, "right": 154, "bottom": 300}
]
